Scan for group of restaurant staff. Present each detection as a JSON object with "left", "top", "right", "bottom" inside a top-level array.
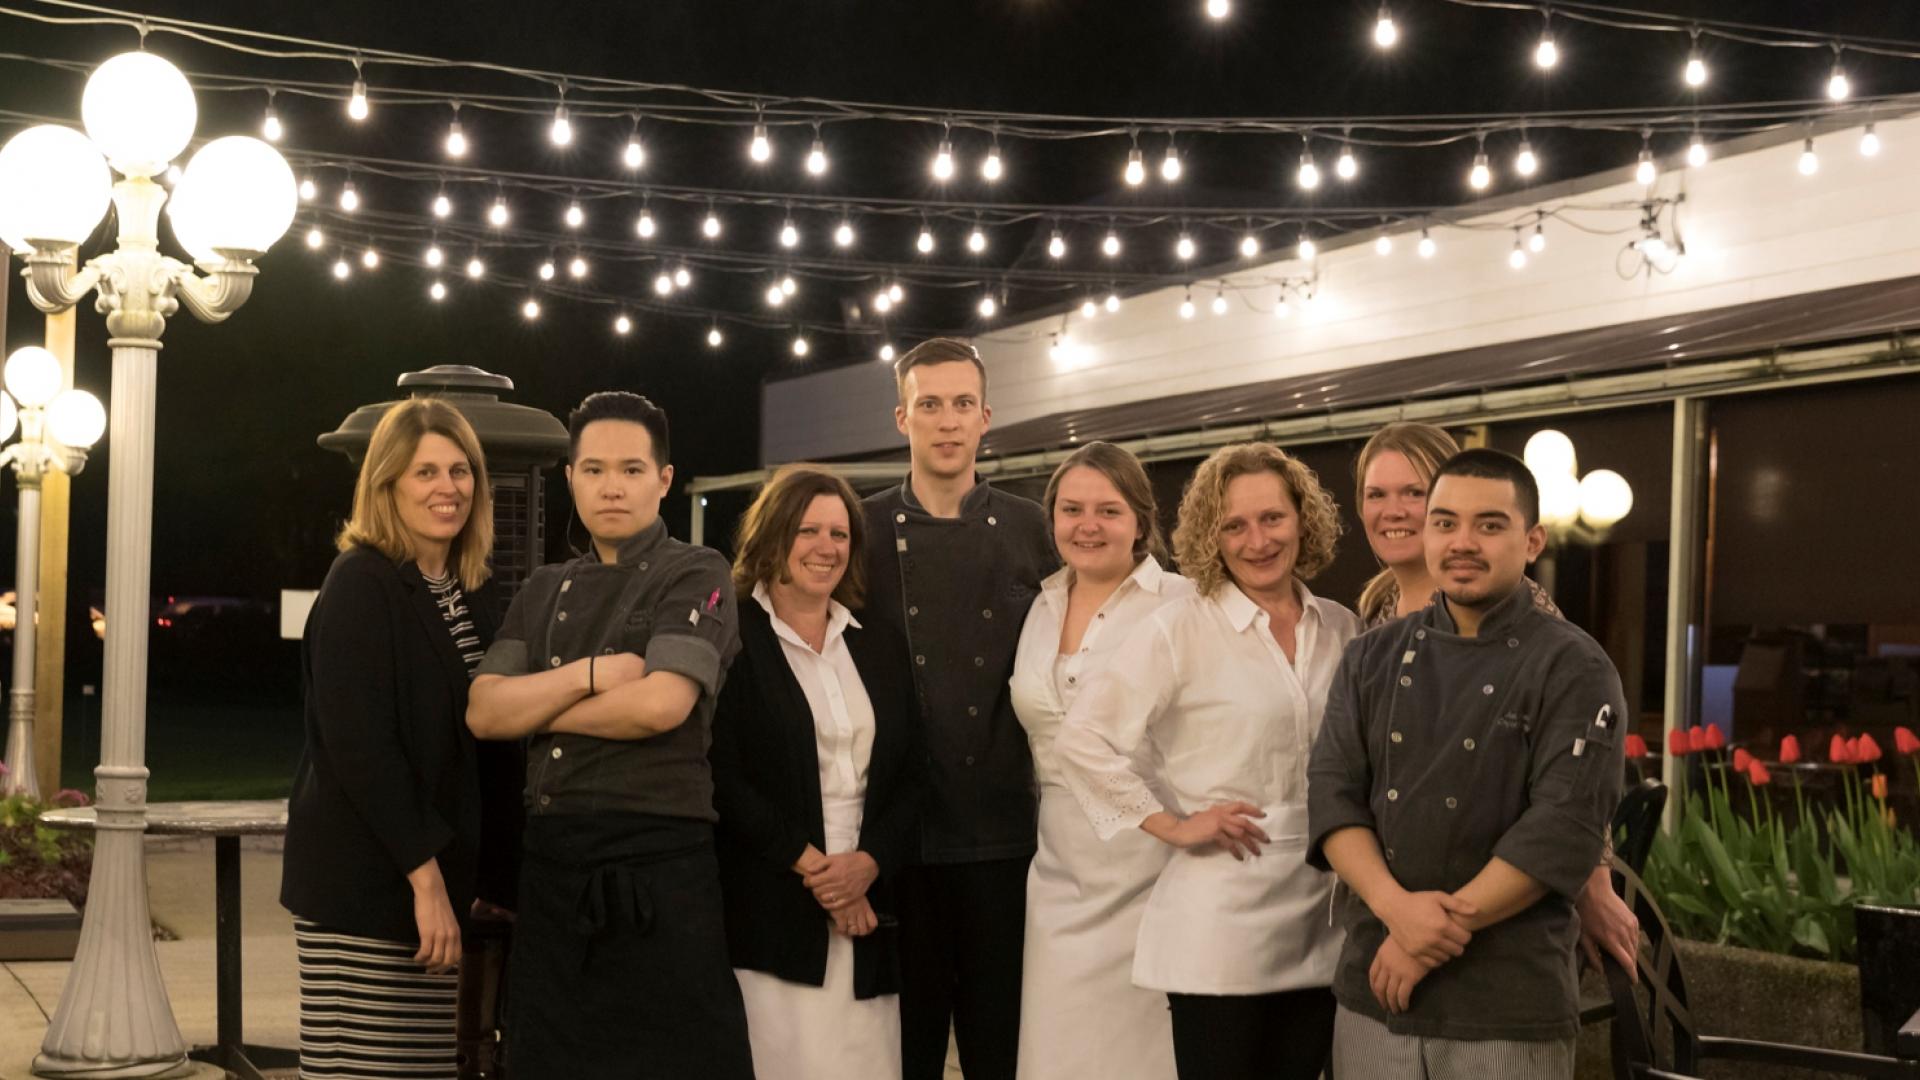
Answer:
[{"left": 279, "top": 336, "right": 1633, "bottom": 1080}]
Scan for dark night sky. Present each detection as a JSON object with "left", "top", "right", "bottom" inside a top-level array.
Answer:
[{"left": 5, "top": 0, "right": 1920, "bottom": 615}]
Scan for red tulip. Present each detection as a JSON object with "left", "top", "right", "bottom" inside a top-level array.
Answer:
[
  {"left": 1748, "top": 760, "right": 1773, "bottom": 786},
  {"left": 1624, "top": 733, "right": 1649, "bottom": 760},
  {"left": 1873, "top": 773, "right": 1890, "bottom": 801},
  {"left": 1832, "top": 734, "right": 1855, "bottom": 765},
  {"left": 1688, "top": 725, "right": 1709, "bottom": 753},
  {"left": 1858, "top": 734, "right": 1884, "bottom": 764},
  {"left": 1896, "top": 727, "right": 1920, "bottom": 757},
  {"left": 1780, "top": 735, "right": 1802, "bottom": 764},
  {"left": 1704, "top": 725, "right": 1727, "bottom": 751},
  {"left": 1668, "top": 729, "right": 1692, "bottom": 757},
  {"left": 1733, "top": 748, "right": 1753, "bottom": 773}
]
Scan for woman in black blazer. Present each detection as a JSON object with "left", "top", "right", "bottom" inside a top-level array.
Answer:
[
  {"left": 281, "top": 398, "right": 506, "bottom": 1080},
  {"left": 711, "top": 464, "right": 922, "bottom": 1080}
]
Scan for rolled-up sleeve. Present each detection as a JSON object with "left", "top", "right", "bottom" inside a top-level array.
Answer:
[
  {"left": 474, "top": 572, "right": 540, "bottom": 677},
  {"left": 1491, "top": 646, "right": 1628, "bottom": 899},
  {"left": 1054, "top": 615, "right": 1178, "bottom": 841},
  {"left": 641, "top": 553, "right": 737, "bottom": 697},
  {"left": 1307, "top": 646, "right": 1376, "bottom": 872}
]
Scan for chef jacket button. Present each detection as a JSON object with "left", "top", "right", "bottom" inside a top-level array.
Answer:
[
  {"left": 1390, "top": 731, "right": 1403, "bottom": 744},
  {"left": 538, "top": 795, "right": 551, "bottom": 807},
  {"left": 1508, "top": 638, "right": 1520, "bottom": 648},
  {"left": 1483, "top": 684, "right": 1495, "bottom": 695},
  {"left": 909, "top": 606, "right": 920, "bottom": 617},
  {"left": 556, "top": 611, "right": 568, "bottom": 622},
  {"left": 982, "top": 609, "right": 993, "bottom": 619},
  {"left": 896, "top": 513, "right": 907, "bottom": 524},
  {"left": 967, "top": 706, "right": 978, "bottom": 717},
  {"left": 915, "top": 655, "right": 927, "bottom": 666},
  {"left": 1387, "top": 788, "right": 1399, "bottom": 801},
  {"left": 550, "top": 656, "right": 563, "bottom": 668},
  {"left": 1463, "top": 738, "right": 1477, "bottom": 751},
  {"left": 965, "top": 755, "right": 976, "bottom": 765},
  {"left": 551, "top": 747, "right": 563, "bottom": 760},
  {"left": 974, "top": 656, "right": 985, "bottom": 667},
  {"left": 603, "top": 647, "right": 615, "bottom": 655},
  {"left": 1445, "top": 797, "right": 1458, "bottom": 810},
  {"left": 1398, "top": 675, "right": 1412, "bottom": 687},
  {"left": 988, "top": 516, "right": 998, "bottom": 526},
  {"left": 1415, "top": 629, "right": 1426, "bottom": 640},
  {"left": 639, "top": 561, "right": 649, "bottom": 571},
  {"left": 1384, "top": 848, "right": 1395, "bottom": 861}
]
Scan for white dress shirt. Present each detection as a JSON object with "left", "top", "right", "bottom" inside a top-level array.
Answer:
[
  {"left": 1054, "top": 579, "right": 1362, "bottom": 995},
  {"left": 751, "top": 583, "right": 875, "bottom": 834}
]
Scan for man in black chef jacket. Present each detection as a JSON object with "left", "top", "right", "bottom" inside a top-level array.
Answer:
[
  {"left": 1307, "top": 448, "right": 1627, "bottom": 1079},
  {"left": 863, "top": 338, "right": 1057, "bottom": 1080},
  {"left": 467, "top": 391, "right": 752, "bottom": 1078}
]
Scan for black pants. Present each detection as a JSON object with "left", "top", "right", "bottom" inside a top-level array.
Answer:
[
  {"left": 1168, "top": 987, "right": 1337, "bottom": 1080},
  {"left": 897, "top": 857, "right": 1029, "bottom": 1080}
]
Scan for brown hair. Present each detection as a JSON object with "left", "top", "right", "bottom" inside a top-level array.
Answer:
[
  {"left": 337, "top": 399, "right": 494, "bottom": 591},
  {"left": 731, "top": 464, "right": 868, "bottom": 608},
  {"left": 892, "top": 337, "right": 987, "bottom": 405},
  {"left": 1040, "top": 441, "right": 1168, "bottom": 564},
  {"left": 1353, "top": 422, "right": 1461, "bottom": 621},
  {"left": 1172, "top": 442, "right": 1341, "bottom": 598}
]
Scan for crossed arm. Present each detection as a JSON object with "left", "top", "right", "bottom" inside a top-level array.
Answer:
[{"left": 467, "top": 652, "right": 700, "bottom": 742}]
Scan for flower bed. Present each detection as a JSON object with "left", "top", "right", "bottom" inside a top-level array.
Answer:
[{"left": 0, "top": 779, "right": 95, "bottom": 909}]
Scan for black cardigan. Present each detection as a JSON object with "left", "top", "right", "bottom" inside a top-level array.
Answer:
[
  {"left": 711, "top": 596, "right": 922, "bottom": 1000},
  {"left": 281, "top": 545, "right": 513, "bottom": 941}
]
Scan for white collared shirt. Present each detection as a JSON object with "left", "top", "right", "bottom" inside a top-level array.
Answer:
[
  {"left": 1010, "top": 557, "right": 1195, "bottom": 788},
  {"left": 752, "top": 584, "right": 876, "bottom": 813}
]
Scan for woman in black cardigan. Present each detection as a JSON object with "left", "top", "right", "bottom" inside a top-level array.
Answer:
[
  {"left": 281, "top": 399, "right": 508, "bottom": 1080},
  {"left": 712, "top": 464, "right": 922, "bottom": 1079}
]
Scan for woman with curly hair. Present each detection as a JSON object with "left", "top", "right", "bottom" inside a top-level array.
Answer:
[{"left": 1054, "top": 441, "right": 1359, "bottom": 1080}]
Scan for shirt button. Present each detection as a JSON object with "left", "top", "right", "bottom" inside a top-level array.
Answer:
[
  {"left": 1385, "top": 848, "right": 1395, "bottom": 861},
  {"left": 1415, "top": 629, "right": 1426, "bottom": 640},
  {"left": 1463, "top": 738, "right": 1477, "bottom": 751},
  {"left": 982, "top": 609, "right": 993, "bottom": 619},
  {"left": 988, "top": 516, "right": 998, "bottom": 526},
  {"left": 550, "top": 656, "right": 563, "bottom": 668},
  {"left": 538, "top": 795, "right": 551, "bottom": 807},
  {"left": 915, "top": 655, "right": 926, "bottom": 666},
  {"left": 1445, "top": 797, "right": 1458, "bottom": 809},
  {"left": 896, "top": 513, "right": 907, "bottom": 524},
  {"left": 974, "top": 656, "right": 985, "bottom": 667},
  {"left": 551, "top": 747, "right": 563, "bottom": 760},
  {"left": 909, "top": 606, "right": 919, "bottom": 617},
  {"left": 1386, "top": 788, "right": 1399, "bottom": 801},
  {"left": 639, "top": 561, "right": 649, "bottom": 571},
  {"left": 1067, "top": 676, "right": 1076, "bottom": 685},
  {"left": 967, "top": 706, "right": 978, "bottom": 717},
  {"left": 1390, "top": 731, "right": 1403, "bottom": 744},
  {"left": 556, "top": 611, "right": 568, "bottom": 622},
  {"left": 1483, "top": 684, "right": 1495, "bottom": 695},
  {"left": 1507, "top": 638, "right": 1520, "bottom": 648},
  {"left": 1398, "top": 675, "right": 1412, "bottom": 687}
]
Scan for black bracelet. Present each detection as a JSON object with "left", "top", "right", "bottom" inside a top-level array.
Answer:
[{"left": 589, "top": 655, "right": 595, "bottom": 695}]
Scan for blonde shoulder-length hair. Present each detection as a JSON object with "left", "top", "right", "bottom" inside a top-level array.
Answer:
[
  {"left": 1353, "top": 421, "right": 1461, "bottom": 621},
  {"left": 1172, "top": 441, "right": 1341, "bottom": 599},
  {"left": 336, "top": 398, "right": 495, "bottom": 590}
]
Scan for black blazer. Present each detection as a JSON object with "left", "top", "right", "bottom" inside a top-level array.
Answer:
[
  {"left": 711, "top": 596, "right": 922, "bottom": 1000},
  {"left": 281, "top": 545, "right": 511, "bottom": 942}
]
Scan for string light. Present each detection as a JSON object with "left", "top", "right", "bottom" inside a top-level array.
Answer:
[
  {"left": 570, "top": 255, "right": 590, "bottom": 279},
  {"left": 549, "top": 102, "right": 573, "bottom": 147},
  {"left": 1296, "top": 143, "right": 1320, "bottom": 190},
  {"left": 1104, "top": 290, "right": 1122, "bottom": 313},
  {"left": 1508, "top": 231, "right": 1527, "bottom": 269},
  {"left": 872, "top": 289, "right": 892, "bottom": 313},
  {"left": 1861, "top": 122, "right": 1881, "bottom": 157},
  {"left": 702, "top": 208, "right": 723, "bottom": 239},
  {"left": 834, "top": 218, "right": 855, "bottom": 247},
  {"left": 1161, "top": 139, "right": 1183, "bottom": 182},
  {"left": 967, "top": 222, "right": 988, "bottom": 254},
  {"left": 1684, "top": 35, "right": 1708, "bottom": 87},
  {"left": 1124, "top": 145, "right": 1146, "bottom": 187},
  {"left": 707, "top": 325, "right": 724, "bottom": 348},
  {"left": 445, "top": 105, "right": 468, "bottom": 158},
  {"left": 261, "top": 94, "right": 283, "bottom": 142},
  {"left": 780, "top": 218, "right": 800, "bottom": 248},
  {"left": 879, "top": 343, "right": 896, "bottom": 363},
  {"left": 1534, "top": 19, "right": 1558, "bottom": 69},
  {"left": 424, "top": 243, "right": 444, "bottom": 268},
  {"left": 339, "top": 180, "right": 360, "bottom": 213},
  {"left": 564, "top": 201, "right": 585, "bottom": 229},
  {"left": 889, "top": 282, "right": 904, "bottom": 303},
  {"left": 1079, "top": 298, "right": 1099, "bottom": 320},
  {"left": 1297, "top": 232, "right": 1317, "bottom": 261},
  {"left": 1687, "top": 128, "right": 1709, "bottom": 168},
  {"left": 1102, "top": 230, "right": 1122, "bottom": 258},
  {"left": 1635, "top": 131, "right": 1657, "bottom": 186},
  {"left": 332, "top": 257, "right": 350, "bottom": 279},
  {"left": 766, "top": 283, "right": 786, "bottom": 307},
  {"left": 1798, "top": 135, "right": 1819, "bottom": 175},
  {"left": 780, "top": 274, "right": 797, "bottom": 296},
  {"left": 1206, "top": 0, "right": 1230, "bottom": 20},
  {"left": 523, "top": 298, "right": 541, "bottom": 320},
  {"left": 304, "top": 226, "right": 323, "bottom": 249},
  {"left": 431, "top": 191, "right": 452, "bottom": 218},
  {"left": 361, "top": 245, "right": 380, "bottom": 270},
  {"left": 466, "top": 256, "right": 485, "bottom": 279},
  {"left": 1273, "top": 294, "right": 1291, "bottom": 319},
  {"left": 1210, "top": 287, "right": 1229, "bottom": 316},
  {"left": 347, "top": 63, "right": 369, "bottom": 121},
  {"left": 1179, "top": 287, "right": 1196, "bottom": 320},
  {"left": 1373, "top": 4, "right": 1398, "bottom": 48},
  {"left": 983, "top": 135, "right": 1004, "bottom": 182},
  {"left": 1468, "top": 139, "right": 1492, "bottom": 190},
  {"left": 635, "top": 207, "right": 656, "bottom": 238},
  {"left": 977, "top": 293, "right": 998, "bottom": 318},
  {"left": 749, "top": 122, "right": 773, "bottom": 164},
  {"left": 538, "top": 259, "right": 556, "bottom": 281},
  {"left": 1374, "top": 234, "right": 1392, "bottom": 256},
  {"left": 1240, "top": 232, "right": 1260, "bottom": 258},
  {"left": 1515, "top": 136, "right": 1538, "bottom": 178},
  {"left": 655, "top": 271, "right": 675, "bottom": 296},
  {"left": 1336, "top": 142, "right": 1358, "bottom": 181},
  {"left": 1048, "top": 228, "right": 1067, "bottom": 259},
  {"left": 1827, "top": 50, "right": 1851, "bottom": 101},
  {"left": 792, "top": 335, "right": 810, "bottom": 358},
  {"left": 298, "top": 174, "right": 316, "bottom": 202},
  {"left": 623, "top": 117, "right": 645, "bottom": 169},
  {"left": 1418, "top": 228, "right": 1436, "bottom": 258},
  {"left": 614, "top": 313, "right": 632, "bottom": 335},
  {"left": 488, "top": 196, "right": 510, "bottom": 227},
  {"left": 429, "top": 280, "right": 447, "bottom": 302},
  {"left": 674, "top": 265, "right": 691, "bottom": 288},
  {"left": 806, "top": 127, "right": 830, "bottom": 176},
  {"left": 916, "top": 222, "right": 936, "bottom": 254},
  {"left": 1528, "top": 218, "right": 1547, "bottom": 253},
  {"left": 932, "top": 136, "right": 955, "bottom": 181},
  {"left": 1176, "top": 232, "right": 1196, "bottom": 261}
]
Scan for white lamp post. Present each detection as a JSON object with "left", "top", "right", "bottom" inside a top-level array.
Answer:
[
  {"left": 0, "top": 346, "right": 105, "bottom": 800},
  {"left": 0, "top": 49, "right": 295, "bottom": 1077}
]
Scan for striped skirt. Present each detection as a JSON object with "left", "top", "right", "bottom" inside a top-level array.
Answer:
[{"left": 294, "top": 919, "right": 460, "bottom": 1079}]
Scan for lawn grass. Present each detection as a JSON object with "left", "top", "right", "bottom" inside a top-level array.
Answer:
[{"left": 57, "top": 698, "right": 301, "bottom": 803}]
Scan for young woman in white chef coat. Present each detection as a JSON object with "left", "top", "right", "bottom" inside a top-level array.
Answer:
[
  {"left": 1009, "top": 441, "right": 1193, "bottom": 1080},
  {"left": 1054, "top": 441, "right": 1359, "bottom": 1080}
]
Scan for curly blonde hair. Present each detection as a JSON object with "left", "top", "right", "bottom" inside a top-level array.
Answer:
[{"left": 1173, "top": 442, "right": 1342, "bottom": 598}]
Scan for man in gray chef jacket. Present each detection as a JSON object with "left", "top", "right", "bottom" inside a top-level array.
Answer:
[
  {"left": 862, "top": 338, "right": 1056, "bottom": 1080},
  {"left": 1307, "top": 448, "right": 1627, "bottom": 1079}
]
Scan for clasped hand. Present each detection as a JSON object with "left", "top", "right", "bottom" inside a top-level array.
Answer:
[
  {"left": 796, "top": 849, "right": 881, "bottom": 937},
  {"left": 1367, "top": 890, "right": 1480, "bottom": 1013}
]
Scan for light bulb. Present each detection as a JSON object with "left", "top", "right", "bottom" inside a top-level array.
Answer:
[
  {"left": 1687, "top": 135, "right": 1709, "bottom": 168},
  {"left": 571, "top": 256, "right": 589, "bottom": 279},
  {"left": 1273, "top": 297, "right": 1291, "bottom": 318},
  {"left": 766, "top": 284, "right": 786, "bottom": 307},
  {"left": 1161, "top": 146, "right": 1183, "bottom": 182},
  {"left": 708, "top": 326, "right": 724, "bottom": 348},
  {"left": 1469, "top": 152, "right": 1491, "bottom": 190},
  {"left": 1516, "top": 141, "right": 1538, "bottom": 177},
  {"left": 702, "top": 212, "right": 722, "bottom": 238},
  {"left": 1211, "top": 292, "right": 1229, "bottom": 316},
  {"left": 1684, "top": 51, "right": 1708, "bottom": 87},
  {"left": 1206, "top": 0, "right": 1229, "bottom": 19},
  {"left": 1080, "top": 299, "right": 1099, "bottom": 319},
  {"left": 780, "top": 275, "right": 797, "bottom": 296},
  {"left": 792, "top": 336, "right": 810, "bottom": 358},
  {"left": 655, "top": 272, "right": 674, "bottom": 296},
  {"left": 332, "top": 257, "right": 350, "bottom": 279},
  {"left": 835, "top": 221, "right": 855, "bottom": 247},
  {"left": 299, "top": 176, "right": 316, "bottom": 201},
  {"left": 978, "top": 294, "right": 997, "bottom": 318},
  {"left": 968, "top": 227, "right": 987, "bottom": 254},
  {"left": 879, "top": 343, "right": 896, "bottom": 362},
  {"left": 1374, "top": 7, "right": 1398, "bottom": 48},
  {"left": 873, "top": 290, "right": 892, "bottom": 313},
  {"left": 429, "top": 280, "right": 447, "bottom": 301},
  {"left": 466, "top": 257, "right": 485, "bottom": 278},
  {"left": 1417, "top": 229, "right": 1436, "bottom": 258},
  {"left": 1375, "top": 234, "right": 1393, "bottom": 256},
  {"left": 674, "top": 265, "right": 692, "bottom": 288},
  {"left": 565, "top": 202, "right": 585, "bottom": 229},
  {"left": 1048, "top": 230, "right": 1067, "bottom": 259},
  {"left": 549, "top": 105, "right": 573, "bottom": 147},
  {"left": 1124, "top": 147, "right": 1146, "bottom": 186},
  {"left": 262, "top": 106, "right": 283, "bottom": 142},
  {"left": 1528, "top": 224, "right": 1547, "bottom": 253},
  {"left": 1297, "top": 235, "right": 1317, "bottom": 261},
  {"left": 1828, "top": 62, "right": 1850, "bottom": 101},
  {"left": 1104, "top": 292, "right": 1122, "bottom": 313},
  {"left": 522, "top": 299, "right": 540, "bottom": 320},
  {"left": 425, "top": 244, "right": 444, "bottom": 267},
  {"left": 1102, "top": 231, "right": 1121, "bottom": 257},
  {"left": 1535, "top": 33, "right": 1558, "bottom": 69},
  {"left": 446, "top": 120, "right": 467, "bottom": 158},
  {"left": 1861, "top": 124, "right": 1882, "bottom": 157},
  {"left": 1176, "top": 233, "right": 1195, "bottom": 260},
  {"left": 780, "top": 220, "right": 799, "bottom": 248},
  {"left": 916, "top": 227, "right": 935, "bottom": 254},
  {"left": 749, "top": 124, "right": 772, "bottom": 163},
  {"left": 615, "top": 314, "right": 633, "bottom": 335},
  {"left": 1179, "top": 294, "right": 1196, "bottom": 320},
  {"left": 347, "top": 79, "right": 368, "bottom": 121},
  {"left": 488, "top": 198, "right": 509, "bottom": 227},
  {"left": 624, "top": 138, "right": 645, "bottom": 169},
  {"left": 932, "top": 139, "right": 954, "bottom": 180},
  {"left": 1798, "top": 137, "right": 1819, "bottom": 175},
  {"left": 361, "top": 247, "right": 379, "bottom": 269},
  {"left": 1297, "top": 152, "right": 1320, "bottom": 190},
  {"left": 806, "top": 136, "right": 829, "bottom": 176},
  {"left": 432, "top": 193, "right": 452, "bottom": 218},
  {"left": 982, "top": 147, "right": 1004, "bottom": 182},
  {"left": 1336, "top": 146, "right": 1358, "bottom": 180},
  {"left": 538, "top": 260, "right": 556, "bottom": 281},
  {"left": 636, "top": 209, "right": 656, "bottom": 238},
  {"left": 304, "top": 226, "right": 324, "bottom": 249},
  {"left": 888, "top": 282, "right": 903, "bottom": 302},
  {"left": 1635, "top": 149, "right": 1656, "bottom": 186},
  {"left": 1509, "top": 238, "right": 1527, "bottom": 269},
  {"left": 339, "top": 182, "right": 359, "bottom": 213}
]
